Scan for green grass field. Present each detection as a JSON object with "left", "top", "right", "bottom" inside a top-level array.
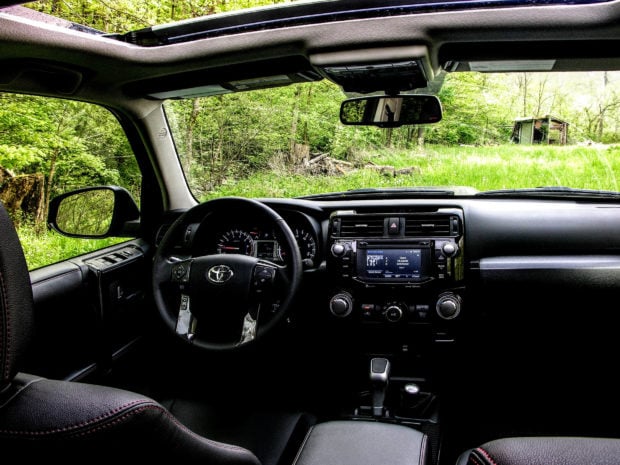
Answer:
[
  {"left": 207, "top": 144, "right": 620, "bottom": 198},
  {"left": 18, "top": 144, "right": 620, "bottom": 269}
]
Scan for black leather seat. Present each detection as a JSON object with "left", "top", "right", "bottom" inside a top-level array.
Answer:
[
  {"left": 457, "top": 436, "right": 620, "bottom": 465},
  {"left": 0, "top": 201, "right": 311, "bottom": 461}
]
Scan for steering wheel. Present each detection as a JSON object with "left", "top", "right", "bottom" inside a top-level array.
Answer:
[{"left": 152, "top": 197, "right": 302, "bottom": 350}]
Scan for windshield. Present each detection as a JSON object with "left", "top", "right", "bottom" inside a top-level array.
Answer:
[{"left": 165, "top": 71, "right": 620, "bottom": 200}]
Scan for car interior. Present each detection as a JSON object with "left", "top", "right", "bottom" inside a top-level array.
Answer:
[{"left": 2, "top": 0, "right": 620, "bottom": 463}]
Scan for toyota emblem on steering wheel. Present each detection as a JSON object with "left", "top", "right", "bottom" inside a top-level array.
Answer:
[{"left": 207, "top": 265, "right": 234, "bottom": 284}]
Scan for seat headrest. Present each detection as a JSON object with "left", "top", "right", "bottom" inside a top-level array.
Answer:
[{"left": 0, "top": 201, "right": 34, "bottom": 391}]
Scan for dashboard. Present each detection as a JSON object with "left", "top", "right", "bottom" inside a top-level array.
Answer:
[
  {"left": 181, "top": 196, "right": 620, "bottom": 338},
  {"left": 256, "top": 197, "right": 620, "bottom": 328},
  {"left": 157, "top": 194, "right": 620, "bottom": 422}
]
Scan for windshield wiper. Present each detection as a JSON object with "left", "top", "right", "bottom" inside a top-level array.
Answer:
[
  {"left": 477, "top": 186, "right": 620, "bottom": 199},
  {"left": 299, "top": 187, "right": 456, "bottom": 200}
]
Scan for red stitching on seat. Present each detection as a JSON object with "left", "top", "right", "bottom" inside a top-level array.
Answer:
[
  {"left": 477, "top": 447, "right": 500, "bottom": 465},
  {"left": 0, "top": 269, "right": 11, "bottom": 383},
  {"left": 0, "top": 398, "right": 151, "bottom": 436},
  {"left": 0, "top": 399, "right": 252, "bottom": 454},
  {"left": 71, "top": 404, "right": 165, "bottom": 437},
  {"left": 75, "top": 403, "right": 255, "bottom": 453}
]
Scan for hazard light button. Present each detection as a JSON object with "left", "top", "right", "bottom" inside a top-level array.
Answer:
[{"left": 388, "top": 217, "right": 400, "bottom": 235}]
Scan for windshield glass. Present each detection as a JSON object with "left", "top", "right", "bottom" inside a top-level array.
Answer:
[{"left": 165, "top": 71, "right": 620, "bottom": 200}]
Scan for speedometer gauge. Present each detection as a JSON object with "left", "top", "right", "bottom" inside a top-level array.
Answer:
[{"left": 217, "top": 229, "right": 254, "bottom": 255}]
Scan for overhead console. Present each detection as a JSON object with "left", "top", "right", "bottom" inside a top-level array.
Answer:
[
  {"left": 310, "top": 46, "right": 434, "bottom": 93},
  {"left": 326, "top": 208, "right": 465, "bottom": 326}
]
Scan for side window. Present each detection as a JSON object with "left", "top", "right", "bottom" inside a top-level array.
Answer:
[{"left": 0, "top": 93, "right": 141, "bottom": 270}]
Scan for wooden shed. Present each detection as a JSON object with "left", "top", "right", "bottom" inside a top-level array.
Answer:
[{"left": 511, "top": 115, "right": 569, "bottom": 145}]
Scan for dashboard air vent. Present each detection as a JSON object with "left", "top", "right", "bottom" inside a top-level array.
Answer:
[
  {"left": 339, "top": 216, "right": 385, "bottom": 237},
  {"left": 405, "top": 215, "right": 452, "bottom": 236}
]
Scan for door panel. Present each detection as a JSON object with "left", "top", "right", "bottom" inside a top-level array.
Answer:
[{"left": 25, "top": 239, "right": 151, "bottom": 382}]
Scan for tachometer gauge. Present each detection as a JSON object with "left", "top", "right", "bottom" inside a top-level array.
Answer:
[
  {"left": 217, "top": 229, "right": 254, "bottom": 255},
  {"left": 293, "top": 228, "right": 317, "bottom": 264}
]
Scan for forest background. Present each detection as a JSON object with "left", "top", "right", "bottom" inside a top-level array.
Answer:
[{"left": 1, "top": 0, "right": 620, "bottom": 268}]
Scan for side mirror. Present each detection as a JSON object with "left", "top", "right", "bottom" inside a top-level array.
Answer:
[
  {"left": 48, "top": 186, "right": 140, "bottom": 238},
  {"left": 340, "top": 94, "right": 442, "bottom": 127}
]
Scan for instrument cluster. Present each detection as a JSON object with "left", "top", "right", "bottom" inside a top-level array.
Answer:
[{"left": 211, "top": 213, "right": 319, "bottom": 267}]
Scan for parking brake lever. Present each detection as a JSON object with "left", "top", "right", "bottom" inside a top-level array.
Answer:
[{"left": 370, "top": 357, "right": 391, "bottom": 417}]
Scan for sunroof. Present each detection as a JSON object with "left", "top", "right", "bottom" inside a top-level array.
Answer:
[
  {"left": 4, "top": 0, "right": 614, "bottom": 46},
  {"left": 1, "top": 4, "right": 104, "bottom": 35},
  {"left": 108, "top": 0, "right": 615, "bottom": 46}
]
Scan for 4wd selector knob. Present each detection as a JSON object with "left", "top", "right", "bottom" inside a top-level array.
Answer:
[
  {"left": 329, "top": 292, "right": 353, "bottom": 317},
  {"left": 384, "top": 304, "right": 404, "bottom": 323},
  {"left": 435, "top": 293, "right": 462, "bottom": 320}
]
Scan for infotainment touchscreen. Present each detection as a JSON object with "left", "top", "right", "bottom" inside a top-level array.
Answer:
[{"left": 358, "top": 248, "right": 425, "bottom": 280}]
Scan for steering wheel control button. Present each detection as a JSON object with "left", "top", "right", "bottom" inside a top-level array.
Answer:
[
  {"left": 172, "top": 262, "right": 191, "bottom": 282},
  {"left": 255, "top": 267, "right": 274, "bottom": 281},
  {"left": 176, "top": 294, "right": 195, "bottom": 340},
  {"left": 253, "top": 266, "right": 276, "bottom": 295}
]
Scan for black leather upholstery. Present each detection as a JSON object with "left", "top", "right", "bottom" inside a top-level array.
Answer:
[
  {"left": 165, "top": 398, "right": 316, "bottom": 465},
  {"left": 458, "top": 437, "right": 620, "bottom": 465},
  {"left": 0, "top": 373, "right": 261, "bottom": 461},
  {"left": 0, "top": 200, "right": 289, "bottom": 462},
  {"left": 0, "top": 203, "right": 33, "bottom": 390},
  {"left": 293, "top": 420, "right": 429, "bottom": 465}
]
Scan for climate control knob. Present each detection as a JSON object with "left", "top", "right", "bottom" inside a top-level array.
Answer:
[
  {"left": 384, "top": 304, "right": 404, "bottom": 323},
  {"left": 435, "top": 293, "right": 462, "bottom": 320},
  {"left": 331, "top": 243, "right": 346, "bottom": 257},
  {"left": 329, "top": 292, "right": 353, "bottom": 318}
]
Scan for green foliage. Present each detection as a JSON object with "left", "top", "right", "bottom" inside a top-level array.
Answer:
[
  {"left": 203, "top": 145, "right": 620, "bottom": 198},
  {"left": 165, "top": 81, "right": 347, "bottom": 197},
  {"left": 0, "top": 94, "right": 138, "bottom": 197},
  {"left": 0, "top": 94, "right": 140, "bottom": 269},
  {"left": 19, "top": 222, "right": 127, "bottom": 270},
  {"left": 56, "top": 189, "right": 114, "bottom": 236},
  {"left": 0, "top": 145, "right": 45, "bottom": 171},
  {"left": 26, "top": 0, "right": 293, "bottom": 33}
]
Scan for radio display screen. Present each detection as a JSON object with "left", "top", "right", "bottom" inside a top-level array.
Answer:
[{"left": 357, "top": 248, "right": 427, "bottom": 280}]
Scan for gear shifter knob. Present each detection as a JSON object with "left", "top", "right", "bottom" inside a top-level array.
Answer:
[
  {"left": 370, "top": 357, "right": 391, "bottom": 416},
  {"left": 370, "top": 357, "right": 391, "bottom": 384}
]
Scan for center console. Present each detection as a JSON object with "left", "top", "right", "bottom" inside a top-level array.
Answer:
[
  {"left": 325, "top": 209, "right": 465, "bottom": 464},
  {"left": 327, "top": 208, "right": 465, "bottom": 326}
]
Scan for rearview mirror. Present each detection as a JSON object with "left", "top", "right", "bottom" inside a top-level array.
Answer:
[{"left": 340, "top": 94, "right": 442, "bottom": 127}]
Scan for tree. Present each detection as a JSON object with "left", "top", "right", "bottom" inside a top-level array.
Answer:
[{"left": 0, "top": 94, "right": 134, "bottom": 228}]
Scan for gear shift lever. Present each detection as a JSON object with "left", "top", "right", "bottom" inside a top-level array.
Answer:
[{"left": 370, "top": 357, "right": 391, "bottom": 417}]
